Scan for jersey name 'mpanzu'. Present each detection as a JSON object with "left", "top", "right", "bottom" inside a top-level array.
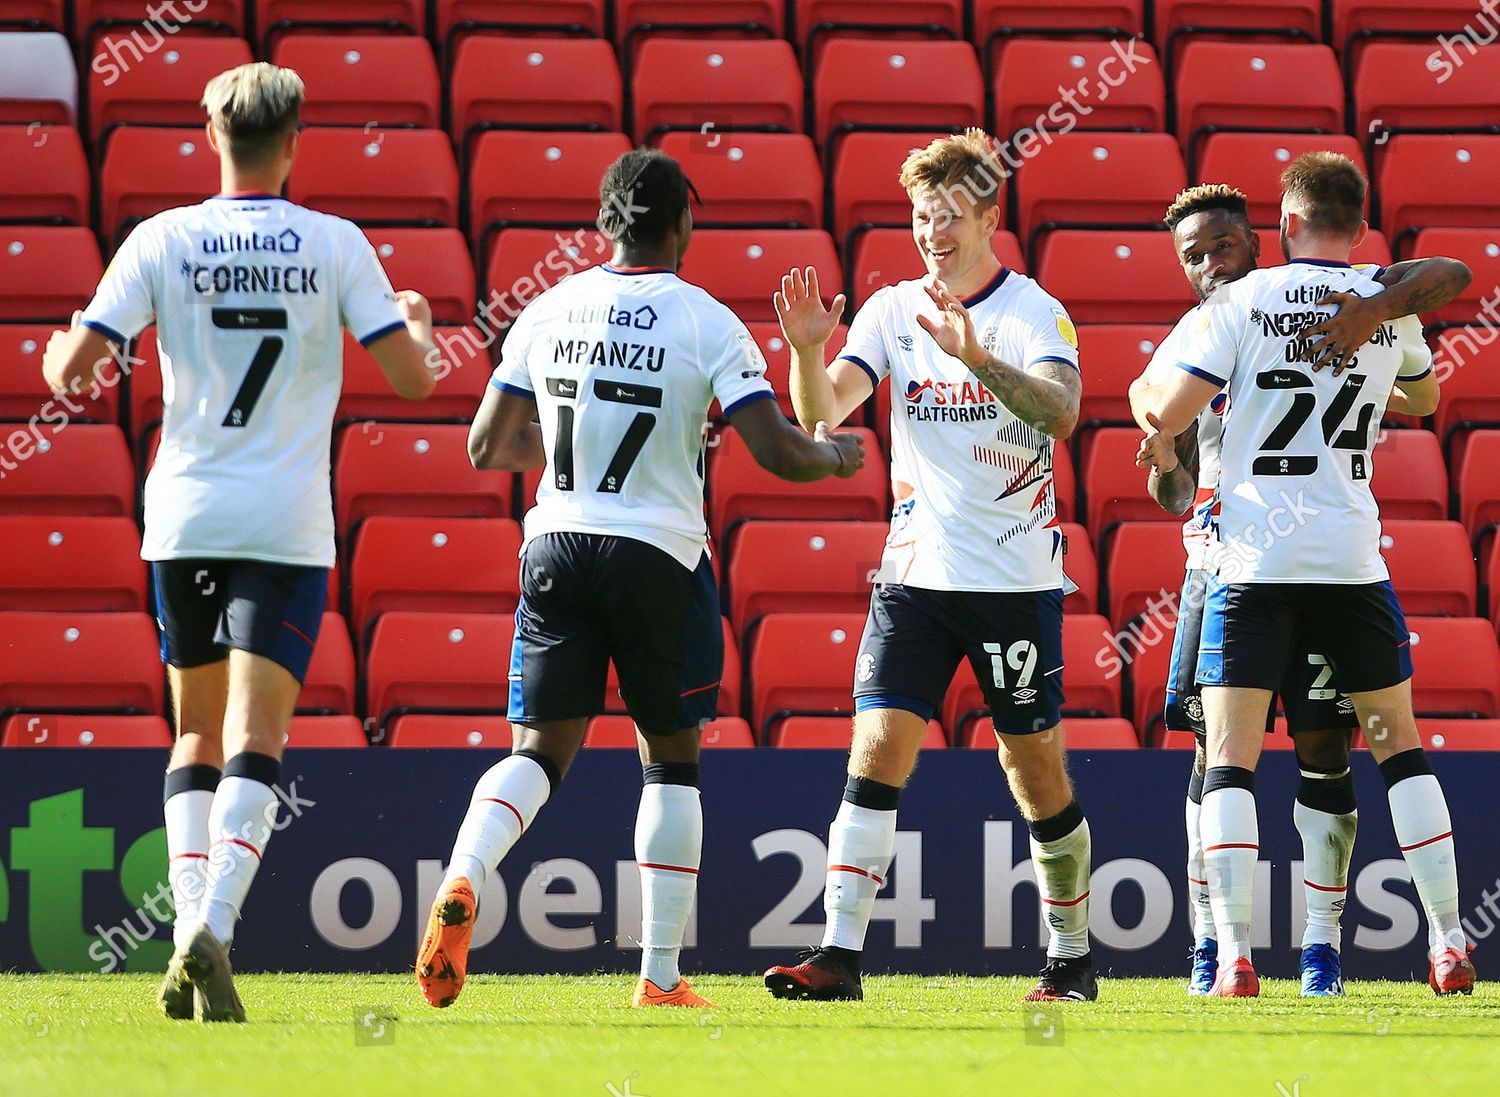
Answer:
[
  {"left": 1174, "top": 259, "right": 1434, "bottom": 584},
  {"left": 81, "top": 195, "right": 406, "bottom": 568},
  {"left": 840, "top": 268, "right": 1080, "bottom": 593},
  {"left": 491, "top": 264, "right": 775, "bottom": 571}
]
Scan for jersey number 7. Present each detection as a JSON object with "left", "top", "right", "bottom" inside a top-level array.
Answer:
[{"left": 214, "top": 307, "right": 287, "bottom": 428}]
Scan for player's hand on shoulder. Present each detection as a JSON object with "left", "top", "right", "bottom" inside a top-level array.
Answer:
[
  {"left": 774, "top": 266, "right": 845, "bottom": 351},
  {"left": 916, "top": 281, "right": 984, "bottom": 368},
  {"left": 815, "top": 419, "right": 865, "bottom": 478},
  {"left": 1300, "top": 290, "right": 1378, "bottom": 375}
]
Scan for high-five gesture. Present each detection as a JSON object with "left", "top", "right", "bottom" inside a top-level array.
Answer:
[
  {"left": 916, "top": 282, "right": 986, "bottom": 369},
  {"left": 774, "top": 266, "right": 846, "bottom": 351}
]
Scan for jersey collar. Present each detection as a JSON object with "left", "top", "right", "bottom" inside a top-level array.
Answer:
[
  {"left": 1289, "top": 257, "right": 1352, "bottom": 268},
  {"left": 960, "top": 266, "right": 1010, "bottom": 308},
  {"left": 209, "top": 193, "right": 287, "bottom": 201},
  {"left": 602, "top": 263, "right": 674, "bottom": 276}
]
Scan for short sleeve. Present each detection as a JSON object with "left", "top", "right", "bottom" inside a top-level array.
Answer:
[
  {"left": 81, "top": 222, "right": 159, "bottom": 345},
  {"left": 1173, "top": 292, "right": 1243, "bottom": 391},
  {"left": 489, "top": 302, "right": 537, "bottom": 397},
  {"left": 1394, "top": 314, "right": 1434, "bottom": 380},
  {"left": 1142, "top": 310, "right": 1195, "bottom": 384},
  {"left": 704, "top": 312, "right": 776, "bottom": 416},
  {"left": 1023, "top": 296, "right": 1081, "bottom": 373},
  {"left": 338, "top": 221, "right": 405, "bottom": 347},
  {"left": 836, "top": 288, "right": 892, "bottom": 389}
]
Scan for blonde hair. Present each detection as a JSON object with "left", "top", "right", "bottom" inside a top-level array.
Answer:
[
  {"left": 201, "top": 62, "right": 304, "bottom": 168},
  {"left": 1280, "top": 151, "right": 1367, "bottom": 238},
  {"left": 1163, "top": 183, "right": 1250, "bottom": 230},
  {"left": 898, "top": 128, "right": 1006, "bottom": 210}
]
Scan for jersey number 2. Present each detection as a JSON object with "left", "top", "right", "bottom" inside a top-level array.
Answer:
[{"left": 214, "top": 308, "right": 287, "bottom": 428}]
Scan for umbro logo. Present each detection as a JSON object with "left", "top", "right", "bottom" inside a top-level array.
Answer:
[
  {"left": 1014, "top": 688, "right": 1037, "bottom": 702},
  {"left": 898, "top": 335, "right": 914, "bottom": 351}
]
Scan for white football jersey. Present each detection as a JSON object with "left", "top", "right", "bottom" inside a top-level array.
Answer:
[
  {"left": 491, "top": 264, "right": 775, "bottom": 570},
  {"left": 1145, "top": 308, "right": 1224, "bottom": 571},
  {"left": 1174, "top": 260, "right": 1434, "bottom": 583},
  {"left": 841, "top": 268, "right": 1079, "bottom": 592},
  {"left": 81, "top": 195, "right": 405, "bottom": 568}
]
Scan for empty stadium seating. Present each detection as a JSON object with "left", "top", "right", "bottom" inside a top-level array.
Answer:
[
  {"left": 677, "top": 229, "right": 841, "bottom": 323},
  {"left": 1379, "top": 520, "right": 1476, "bottom": 617},
  {"left": 0, "top": 610, "right": 163, "bottom": 716},
  {"left": 796, "top": 0, "right": 964, "bottom": 62},
  {"left": 1075, "top": 323, "right": 1171, "bottom": 430},
  {"left": 73, "top": 0, "right": 244, "bottom": 45},
  {"left": 1333, "top": 0, "right": 1486, "bottom": 73},
  {"left": 973, "top": 0, "right": 1145, "bottom": 67},
  {"left": 99, "top": 127, "right": 219, "bottom": 243},
  {"left": 1372, "top": 429, "right": 1448, "bottom": 521},
  {"left": 449, "top": 36, "right": 623, "bottom": 146},
  {"left": 1, "top": 712, "right": 171, "bottom": 747},
  {"left": 299, "top": 613, "right": 357, "bottom": 714},
  {"left": 0, "top": 32, "right": 78, "bottom": 125},
  {"left": 1432, "top": 334, "right": 1500, "bottom": 467},
  {"left": 386, "top": 713, "right": 512, "bottom": 747},
  {"left": 1195, "top": 134, "right": 1367, "bottom": 224},
  {"left": 288, "top": 128, "right": 459, "bottom": 227},
  {"left": 1083, "top": 427, "right": 1193, "bottom": 534},
  {"left": 1106, "top": 522, "right": 1188, "bottom": 629},
  {"left": 88, "top": 35, "right": 253, "bottom": 147},
  {"left": 1035, "top": 231, "right": 1193, "bottom": 324},
  {"left": 1062, "top": 521, "right": 1099, "bottom": 615},
  {"left": 1354, "top": 42, "right": 1500, "bottom": 155},
  {"left": 849, "top": 228, "right": 1024, "bottom": 309},
  {"left": 283, "top": 715, "right": 367, "bottom": 747},
  {"left": 1379, "top": 136, "right": 1500, "bottom": 256},
  {"left": 992, "top": 39, "right": 1165, "bottom": 143},
  {"left": 0, "top": 323, "right": 120, "bottom": 423},
  {"left": 256, "top": 0, "right": 426, "bottom": 51},
  {"left": 0, "top": 423, "right": 134, "bottom": 516},
  {"left": 657, "top": 132, "right": 823, "bottom": 228},
  {"left": 362, "top": 227, "right": 476, "bottom": 325},
  {"left": 270, "top": 35, "right": 441, "bottom": 128},
  {"left": 482, "top": 227, "right": 610, "bottom": 310},
  {"left": 364, "top": 611, "right": 513, "bottom": 731},
  {"left": 337, "top": 326, "right": 492, "bottom": 423},
  {"left": 813, "top": 39, "right": 982, "bottom": 153},
  {"left": 1408, "top": 617, "right": 1500, "bottom": 718},
  {"left": 1458, "top": 431, "right": 1500, "bottom": 551},
  {"left": 0, "top": 227, "right": 104, "bottom": 322},
  {"left": 1154, "top": 0, "right": 1322, "bottom": 72},
  {"left": 0, "top": 124, "right": 89, "bottom": 226},
  {"left": 728, "top": 519, "right": 887, "bottom": 626},
  {"left": 0, "top": 516, "right": 146, "bottom": 611},
  {"left": 1410, "top": 230, "right": 1500, "bottom": 329},
  {"left": 618, "top": 1, "right": 784, "bottom": 59},
  {"left": 747, "top": 612, "right": 865, "bottom": 739},
  {"left": 468, "top": 131, "right": 632, "bottom": 248},
  {"left": 434, "top": 0, "right": 606, "bottom": 62},
  {"left": 633, "top": 38, "right": 802, "bottom": 143}
]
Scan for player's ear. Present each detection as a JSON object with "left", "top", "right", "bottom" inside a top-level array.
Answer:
[
  {"left": 204, "top": 121, "right": 220, "bottom": 154},
  {"left": 1349, "top": 220, "right": 1368, "bottom": 250},
  {"left": 981, "top": 200, "right": 1000, "bottom": 237}
]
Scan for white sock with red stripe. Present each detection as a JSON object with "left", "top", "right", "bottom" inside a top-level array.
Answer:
[
  {"left": 1185, "top": 768, "right": 1215, "bottom": 942},
  {"left": 163, "top": 765, "right": 219, "bottom": 951},
  {"left": 1381, "top": 749, "right": 1464, "bottom": 955},
  {"left": 1029, "top": 801, "right": 1091, "bottom": 959},
  {"left": 201, "top": 753, "right": 283, "bottom": 947},
  {"left": 442, "top": 752, "right": 555, "bottom": 892},
  {"left": 821, "top": 777, "right": 899, "bottom": 952},
  {"left": 636, "top": 765, "right": 702, "bottom": 991},
  {"left": 1295, "top": 766, "right": 1358, "bottom": 951},
  {"left": 1201, "top": 767, "right": 1259, "bottom": 966}
]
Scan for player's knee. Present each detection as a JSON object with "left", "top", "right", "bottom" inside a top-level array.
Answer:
[
  {"left": 639, "top": 725, "right": 701, "bottom": 766},
  {"left": 1293, "top": 729, "right": 1353, "bottom": 772}
]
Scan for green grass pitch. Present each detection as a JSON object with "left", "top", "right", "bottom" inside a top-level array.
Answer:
[{"left": 1, "top": 974, "right": 1496, "bottom": 1096}]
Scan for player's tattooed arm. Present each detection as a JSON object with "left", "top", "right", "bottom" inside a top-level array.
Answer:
[
  {"left": 1301, "top": 257, "right": 1472, "bottom": 375},
  {"left": 1142, "top": 418, "right": 1199, "bottom": 516}
]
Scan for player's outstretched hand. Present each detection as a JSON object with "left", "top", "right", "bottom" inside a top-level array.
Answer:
[
  {"left": 1300, "top": 290, "right": 1379, "bottom": 375},
  {"left": 1136, "top": 412, "right": 1179, "bottom": 472},
  {"left": 815, "top": 419, "right": 865, "bottom": 478},
  {"left": 774, "top": 266, "right": 846, "bottom": 351},
  {"left": 916, "top": 282, "right": 985, "bottom": 368}
]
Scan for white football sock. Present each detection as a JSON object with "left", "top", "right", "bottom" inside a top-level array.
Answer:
[
  {"left": 635, "top": 783, "right": 702, "bottom": 991},
  {"left": 201, "top": 775, "right": 279, "bottom": 947},
  {"left": 443, "top": 754, "right": 553, "bottom": 892},
  {"left": 1388, "top": 773, "right": 1464, "bottom": 954},
  {"left": 1185, "top": 794, "right": 1215, "bottom": 943},
  {"left": 821, "top": 800, "right": 897, "bottom": 951},
  {"left": 1030, "top": 817, "right": 1092, "bottom": 960},
  {"left": 164, "top": 787, "right": 214, "bottom": 951},
  {"left": 1295, "top": 768, "right": 1357, "bottom": 952},
  {"left": 1202, "top": 783, "right": 1258, "bottom": 966}
]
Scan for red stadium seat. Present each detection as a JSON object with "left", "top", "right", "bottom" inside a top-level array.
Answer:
[
  {"left": 0, "top": 322, "right": 121, "bottom": 424},
  {"left": 1175, "top": 43, "right": 1344, "bottom": 164},
  {"left": 1061, "top": 521, "right": 1099, "bottom": 615},
  {"left": 0, "top": 32, "right": 76, "bottom": 126},
  {"left": 2, "top": 1, "right": 65, "bottom": 31},
  {"left": 813, "top": 40, "right": 982, "bottom": 153},
  {"left": 1083, "top": 427, "right": 1186, "bottom": 536},
  {"left": 283, "top": 715, "right": 366, "bottom": 747},
  {"left": 656, "top": 132, "right": 823, "bottom": 228},
  {"left": 1458, "top": 431, "right": 1500, "bottom": 550},
  {"left": 796, "top": 0, "right": 963, "bottom": 66},
  {"left": 1250, "top": 227, "right": 1392, "bottom": 269},
  {"left": 1075, "top": 324, "right": 1171, "bottom": 430},
  {"left": 125, "top": 325, "right": 163, "bottom": 441},
  {"left": 831, "top": 131, "right": 952, "bottom": 253},
  {"left": 288, "top": 128, "right": 459, "bottom": 228},
  {"left": 1372, "top": 429, "right": 1447, "bottom": 522},
  {"left": 350, "top": 516, "right": 522, "bottom": 642},
  {"left": 1014, "top": 132, "right": 1186, "bottom": 258},
  {"left": 99, "top": 127, "right": 218, "bottom": 244},
  {"left": 1038, "top": 231, "right": 1192, "bottom": 326},
  {"left": 1432, "top": 332, "right": 1500, "bottom": 468},
  {"left": 1356, "top": 43, "right": 1500, "bottom": 156},
  {"left": 1378, "top": 136, "right": 1500, "bottom": 257},
  {"left": 449, "top": 37, "right": 623, "bottom": 149},
  {"left": 633, "top": 38, "right": 802, "bottom": 143},
  {"left": 600, "top": 615, "right": 742, "bottom": 719},
  {"left": 618, "top": 1, "right": 784, "bottom": 60},
  {"left": 468, "top": 131, "right": 631, "bottom": 249},
  {"left": 1106, "top": 522, "right": 1188, "bottom": 630},
  {"left": 386, "top": 714, "right": 512, "bottom": 748},
  {"left": 1127, "top": 614, "right": 1177, "bottom": 743},
  {"left": 1332, "top": 0, "right": 1483, "bottom": 70},
  {"left": 0, "top": 610, "right": 162, "bottom": 715},
  {"left": 333, "top": 423, "right": 512, "bottom": 543},
  {"left": 1411, "top": 230, "right": 1500, "bottom": 329},
  {"left": 1408, "top": 617, "right": 1500, "bottom": 717},
  {"left": 992, "top": 39, "right": 1165, "bottom": 143},
  {"left": 482, "top": 227, "right": 611, "bottom": 318},
  {"left": 586, "top": 714, "right": 757, "bottom": 748},
  {"left": 0, "top": 423, "right": 133, "bottom": 516},
  {"left": 298, "top": 613, "right": 355, "bottom": 715},
  {"left": 774, "top": 715, "right": 946, "bottom": 749},
  {"left": 0, "top": 227, "right": 103, "bottom": 323},
  {"left": 1379, "top": 520, "right": 1475, "bottom": 617},
  {"left": 256, "top": 0, "right": 425, "bottom": 50},
  {"left": 337, "top": 326, "right": 491, "bottom": 423},
  {"left": 1194, "top": 134, "right": 1367, "bottom": 225},
  {"left": 363, "top": 228, "right": 475, "bottom": 325},
  {"left": 679, "top": 229, "right": 841, "bottom": 324},
  {"left": 0, "top": 124, "right": 88, "bottom": 226},
  {"left": 365, "top": 611, "right": 513, "bottom": 730},
  {"left": 72, "top": 0, "right": 243, "bottom": 43},
  {"left": 850, "top": 229, "right": 1024, "bottom": 309},
  {"left": 747, "top": 612, "right": 864, "bottom": 739},
  {"left": 435, "top": 0, "right": 606, "bottom": 62},
  {"left": 2, "top": 713, "right": 169, "bottom": 747},
  {"left": 973, "top": 0, "right": 1145, "bottom": 68},
  {"left": 963, "top": 716, "right": 1138, "bottom": 749},
  {"left": 742, "top": 321, "right": 848, "bottom": 419},
  {"left": 88, "top": 36, "right": 252, "bottom": 147},
  {"left": 1154, "top": 0, "right": 1322, "bottom": 72},
  {"left": 707, "top": 425, "right": 885, "bottom": 549},
  {"left": 0, "top": 516, "right": 145, "bottom": 611},
  {"left": 1397, "top": 719, "right": 1500, "bottom": 752},
  {"left": 728, "top": 520, "right": 887, "bottom": 627},
  {"left": 270, "top": 35, "right": 440, "bottom": 129},
  {"left": 1053, "top": 436, "right": 1076, "bottom": 524}
]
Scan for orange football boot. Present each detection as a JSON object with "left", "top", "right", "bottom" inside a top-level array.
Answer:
[
  {"left": 416, "top": 877, "right": 477, "bottom": 1008},
  {"left": 632, "top": 977, "right": 716, "bottom": 1008}
]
